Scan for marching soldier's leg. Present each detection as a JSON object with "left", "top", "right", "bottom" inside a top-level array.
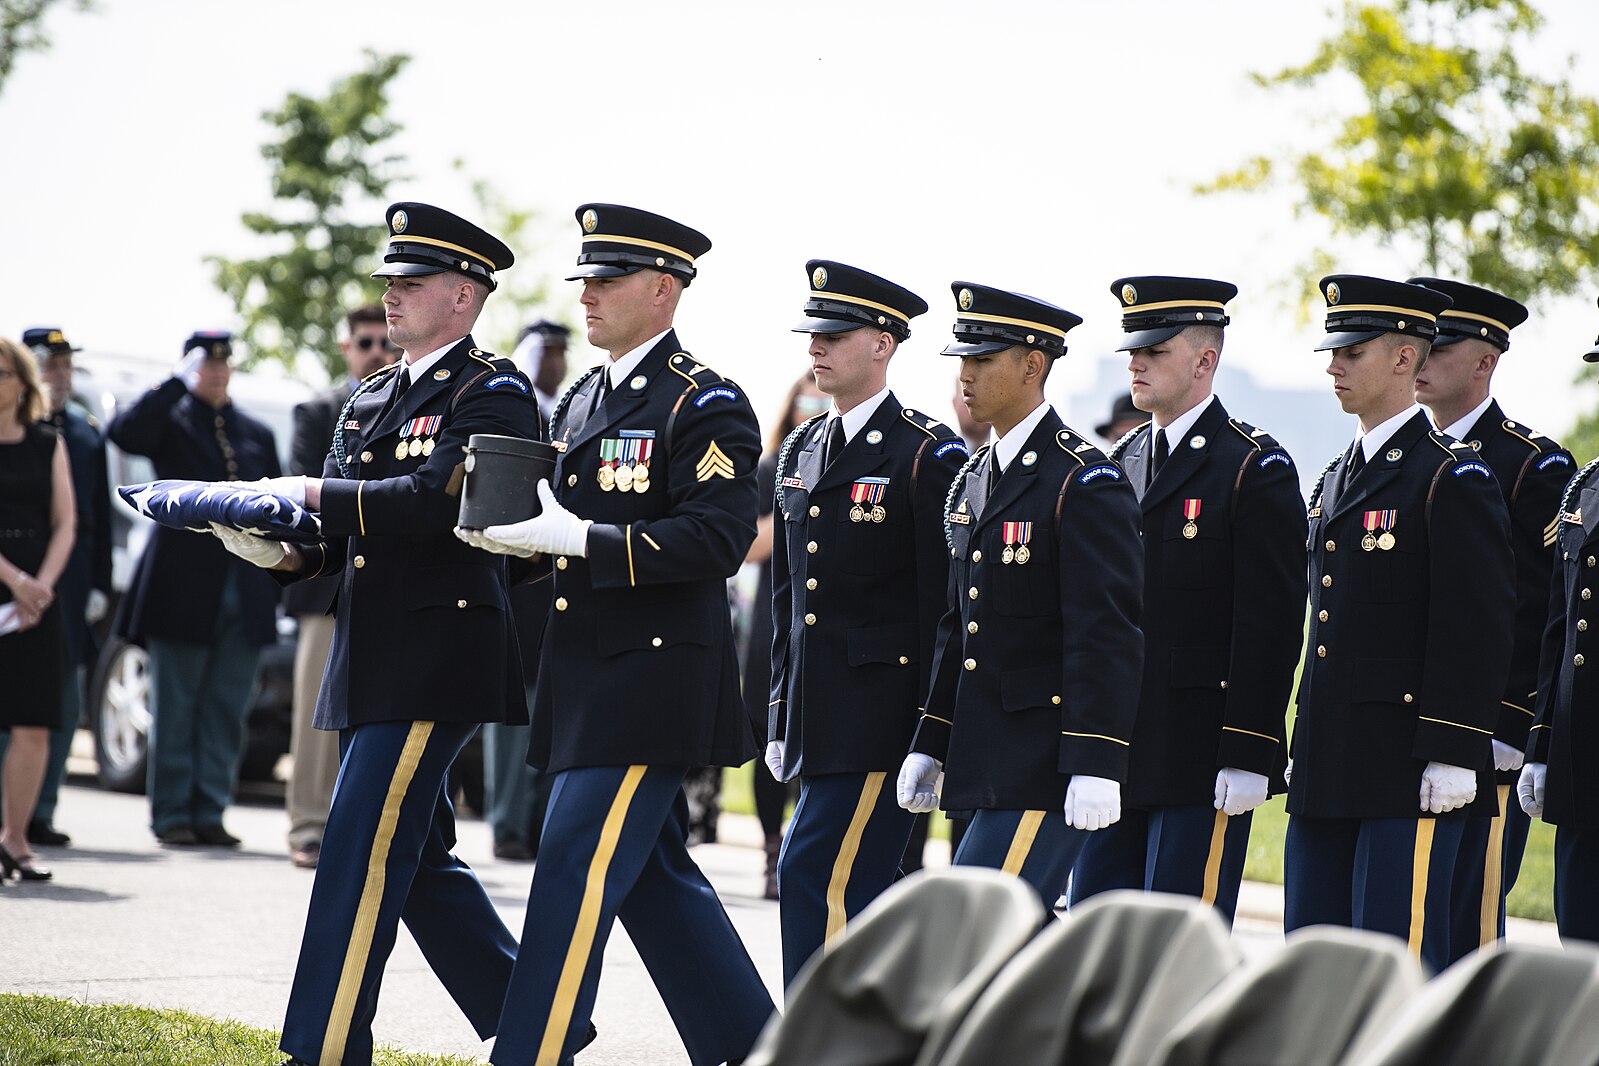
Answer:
[
  {"left": 1145, "top": 805, "right": 1254, "bottom": 923},
  {"left": 618, "top": 785, "right": 777, "bottom": 1064},
  {"left": 954, "top": 809, "right": 1088, "bottom": 907},
  {"left": 1554, "top": 825, "right": 1599, "bottom": 944},
  {"left": 1497, "top": 791, "right": 1531, "bottom": 926},
  {"left": 491, "top": 766, "right": 693, "bottom": 1066},
  {"left": 280, "top": 719, "right": 479, "bottom": 1066},
  {"left": 1351, "top": 816, "right": 1465, "bottom": 974},
  {"left": 776, "top": 771, "right": 914, "bottom": 986},
  {"left": 400, "top": 781, "right": 518, "bottom": 1038},
  {"left": 1068, "top": 807, "right": 1148, "bottom": 907},
  {"left": 1283, "top": 815, "right": 1358, "bottom": 933}
]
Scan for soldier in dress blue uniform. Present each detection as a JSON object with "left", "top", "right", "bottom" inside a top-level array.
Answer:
[
  {"left": 463, "top": 204, "right": 775, "bottom": 1066},
  {"left": 109, "top": 330, "right": 282, "bottom": 847},
  {"left": 1285, "top": 274, "right": 1514, "bottom": 972},
  {"left": 1069, "top": 277, "right": 1306, "bottom": 923},
  {"left": 766, "top": 260, "right": 966, "bottom": 986},
  {"left": 1520, "top": 301, "right": 1599, "bottom": 944},
  {"left": 896, "top": 283, "right": 1144, "bottom": 903},
  {"left": 1409, "top": 277, "right": 1572, "bottom": 960},
  {"left": 215, "top": 202, "right": 542, "bottom": 1066}
]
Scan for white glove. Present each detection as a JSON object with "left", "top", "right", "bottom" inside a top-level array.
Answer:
[
  {"left": 176, "top": 347, "right": 206, "bottom": 391},
  {"left": 475, "top": 480, "right": 593, "bottom": 559},
  {"left": 85, "top": 589, "right": 109, "bottom": 625},
  {"left": 1492, "top": 738, "right": 1525, "bottom": 773},
  {"left": 1064, "top": 775, "right": 1121, "bottom": 831},
  {"left": 210, "top": 521, "right": 286, "bottom": 568},
  {"left": 1214, "top": 767, "right": 1270, "bottom": 816},
  {"left": 1284, "top": 758, "right": 1293, "bottom": 789},
  {"left": 255, "top": 475, "right": 307, "bottom": 507},
  {"left": 764, "top": 740, "right": 787, "bottom": 781},
  {"left": 1418, "top": 761, "right": 1477, "bottom": 814},
  {"left": 896, "top": 754, "right": 942, "bottom": 813},
  {"left": 1517, "top": 762, "right": 1547, "bottom": 818}
]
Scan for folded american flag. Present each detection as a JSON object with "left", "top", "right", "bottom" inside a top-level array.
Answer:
[{"left": 117, "top": 480, "right": 323, "bottom": 542}]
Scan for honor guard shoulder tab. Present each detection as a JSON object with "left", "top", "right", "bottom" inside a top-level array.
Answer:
[
  {"left": 1056, "top": 428, "right": 1105, "bottom": 467},
  {"left": 1108, "top": 421, "right": 1150, "bottom": 462},
  {"left": 1227, "top": 418, "right": 1281, "bottom": 452},
  {"left": 901, "top": 408, "right": 952, "bottom": 438}
]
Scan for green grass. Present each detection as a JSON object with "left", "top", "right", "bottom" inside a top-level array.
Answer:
[{"left": 0, "top": 996, "right": 480, "bottom": 1066}]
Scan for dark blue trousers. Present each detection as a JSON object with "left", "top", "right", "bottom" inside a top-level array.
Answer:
[
  {"left": 777, "top": 771, "right": 914, "bottom": 987},
  {"left": 1070, "top": 805, "right": 1254, "bottom": 922},
  {"left": 490, "top": 766, "right": 775, "bottom": 1066},
  {"left": 1555, "top": 824, "right": 1599, "bottom": 944},
  {"left": 953, "top": 807, "right": 1090, "bottom": 906},
  {"left": 280, "top": 721, "right": 517, "bottom": 1066},
  {"left": 1447, "top": 784, "right": 1530, "bottom": 961},
  {"left": 1284, "top": 814, "right": 1464, "bottom": 974}
]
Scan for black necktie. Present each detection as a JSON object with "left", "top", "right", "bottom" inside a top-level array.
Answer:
[
  {"left": 393, "top": 367, "right": 411, "bottom": 402},
  {"left": 589, "top": 372, "right": 612, "bottom": 418},
  {"left": 1149, "top": 430, "right": 1169, "bottom": 487},
  {"left": 823, "top": 417, "right": 846, "bottom": 470},
  {"left": 1347, "top": 441, "right": 1366, "bottom": 483}
]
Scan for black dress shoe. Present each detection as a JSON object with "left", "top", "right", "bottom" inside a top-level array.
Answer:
[
  {"left": 493, "top": 839, "right": 535, "bottom": 862},
  {"left": 281, "top": 1058, "right": 315, "bottom": 1065},
  {"left": 194, "top": 824, "right": 241, "bottom": 847},
  {"left": 156, "top": 827, "right": 199, "bottom": 846},
  {"left": 581, "top": 1021, "right": 597, "bottom": 1052},
  {"left": 27, "top": 821, "right": 70, "bottom": 847}
]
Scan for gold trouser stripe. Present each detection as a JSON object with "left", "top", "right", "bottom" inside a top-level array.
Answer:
[
  {"left": 320, "top": 721, "right": 434, "bottom": 1066},
  {"left": 823, "top": 772, "right": 887, "bottom": 946},
  {"left": 1002, "top": 811, "right": 1046, "bottom": 876},
  {"left": 1201, "top": 810, "right": 1229, "bottom": 906},
  {"left": 1408, "top": 819, "right": 1437, "bottom": 961},
  {"left": 1480, "top": 786, "right": 1511, "bottom": 947},
  {"left": 536, "top": 765, "right": 647, "bottom": 1066}
]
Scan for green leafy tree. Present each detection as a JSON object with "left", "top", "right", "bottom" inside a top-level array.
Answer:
[
  {"left": 1205, "top": 0, "right": 1599, "bottom": 304},
  {"left": 0, "top": 0, "right": 92, "bottom": 94},
  {"left": 211, "top": 51, "right": 409, "bottom": 379}
]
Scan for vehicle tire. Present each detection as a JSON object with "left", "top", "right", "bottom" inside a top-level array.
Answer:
[{"left": 91, "top": 636, "right": 152, "bottom": 793}]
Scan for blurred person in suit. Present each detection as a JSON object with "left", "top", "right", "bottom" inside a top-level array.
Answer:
[
  {"left": 109, "top": 331, "right": 282, "bottom": 847},
  {"left": 0, "top": 336, "right": 76, "bottom": 881},
  {"left": 282, "top": 304, "right": 397, "bottom": 868}
]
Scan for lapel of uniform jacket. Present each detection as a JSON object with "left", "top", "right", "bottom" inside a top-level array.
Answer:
[
  {"left": 1328, "top": 410, "right": 1432, "bottom": 523},
  {"left": 1460, "top": 399, "right": 1505, "bottom": 453},
  {"left": 812, "top": 394, "right": 901, "bottom": 494},
  {"left": 564, "top": 331, "right": 679, "bottom": 457},
  {"left": 973, "top": 409, "right": 1062, "bottom": 535},
  {"left": 1120, "top": 424, "right": 1153, "bottom": 503},
  {"left": 1142, "top": 399, "right": 1229, "bottom": 513},
  {"left": 368, "top": 337, "right": 475, "bottom": 440}
]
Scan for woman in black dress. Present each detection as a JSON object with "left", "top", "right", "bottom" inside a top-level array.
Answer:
[{"left": 0, "top": 337, "right": 76, "bottom": 881}]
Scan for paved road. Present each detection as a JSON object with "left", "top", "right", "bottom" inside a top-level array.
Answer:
[{"left": 2, "top": 780, "right": 1558, "bottom": 1064}]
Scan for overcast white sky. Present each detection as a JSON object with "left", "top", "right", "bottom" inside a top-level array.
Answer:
[{"left": 5, "top": 0, "right": 1599, "bottom": 444}]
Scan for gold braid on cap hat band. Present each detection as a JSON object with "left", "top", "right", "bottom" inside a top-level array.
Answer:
[
  {"left": 808, "top": 290, "right": 911, "bottom": 324},
  {"left": 388, "top": 234, "right": 501, "bottom": 270},
  {"left": 1441, "top": 309, "right": 1511, "bottom": 334},
  {"left": 1119, "top": 298, "right": 1228, "bottom": 314},
  {"left": 957, "top": 310, "right": 1067, "bottom": 340},
  {"left": 1325, "top": 303, "right": 1438, "bottom": 323},
  {"left": 582, "top": 234, "right": 696, "bottom": 265}
]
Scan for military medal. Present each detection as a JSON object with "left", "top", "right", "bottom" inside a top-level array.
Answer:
[
  {"left": 619, "top": 431, "right": 654, "bottom": 494},
  {"left": 409, "top": 438, "right": 423, "bottom": 457},
  {"left": 1002, "top": 521, "right": 1032, "bottom": 565},
  {"left": 395, "top": 440, "right": 410, "bottom": 460},
  {"left": 615, "top": 462, "right": 635, "bottom": 492},
  {"left": 1378, "top": 531, "right": 1396, "bottom": 551},
  {"left": 398, "top": 416, "right": 440, "bottom": 462},
  {"left": 1362, "top": 510, "right": 1396, "bottom": 551},
  {"left": 598, "top": 438, "right": 618, "bottom": 490},
  {"left": 849, "top": 477, "right": 889, "bottom": 524},
  {"left": 1182, "top": 498, "right": 1201, "bottom": 540},
  {"left": 421, "top": 438, "right": 435, "bottom": 456}
]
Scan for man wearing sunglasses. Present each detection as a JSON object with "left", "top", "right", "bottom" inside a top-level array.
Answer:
[{"left": 280, "top": 303, "right": 397, "bottom": 869}]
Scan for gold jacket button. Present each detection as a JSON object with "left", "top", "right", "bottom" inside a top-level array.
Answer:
[
  {"left": 807, "top": 541, "right": 818, "bottom": 554},
  {"left": 556, "top": 557, "right": 568, "bottom": 570},
  {"left": 1585, "top": 588, "right": 1594, "bottom": 601},
  {"left": 1318, "top": 609, "right": 1328, "bottom": 622},
  {"left": 1404, "top": 693, "right": 1414, "bottom": 703},
  {"left": 968, "top": 586, "right": 979, "bottom": 600},
  {"left": 806, "top": 578, "right": 817, "bottom": 590},
  {"left": 967, "top": 621, "right": 979, "bottom": 634},
  {"left": 652, "top": 636, "right": 663, "bottom": 647},
  {"left": 353, "top": 555, "right": 365, "bottom": 568},
  {"left": 360, "top": 450, "right": 373, "bottom": 464},
  {"left": 1220, "top": 680, "right": 1229, "bottom": 690},
  {"left": 555, "top": 597, "right": 568, "bottom": 611},
  {"left": 804, "top": 613, "right": 816, "bottom": 625},
  {"left": 567, "top": 474, "right": 578, "bottom": 487},
  {"left": 1589, "top": 556, "right": 1596, "bottom": 568},
  {"left": 1580, "top": 620, "right": 1590, "bottom": 632},
  {"left": 1577, "top": 654, "right": 1587, "bottom": 667},
  {"left": 1326, "top": 540, "right": 1336, "bottom": 551},
  {"left": 972, "top": 549, "right": 983, "bottom": 562},
  {"left": 1316, "top": 645, "right": 1327, "bottom": 658},
  {"left": 1051, "top": 695, "right": 1062, "bottom": 705},
  {"left": 899, "top": 655, "right": 909, "bottom": 665},
  {"left": 1322, "top": 575, "right": 1333, "bottom": 588},
  {"left": 809, "top": 505, "right": 820, "bottom": 518},
  {"left": 964, "top": 658, "right": 977, "bottom": 671},
  {"left": 457, "top": 599, "right": 467, "bottom": 609}
]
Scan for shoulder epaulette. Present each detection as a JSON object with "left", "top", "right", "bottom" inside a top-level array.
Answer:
[
  {"left": 944, "top": 445, "right": 989, "bottom": 550},
  {"left": 901, "top": 408, "right": 952, "bottom": 439},
  {"left": 1227, "top": 417, "right": 1280, "bottom": 452},
  {"left": 1500, "top": 418, "right": 1560, "bottom": 455},
  {"left": 1429, "top": 430, "right": 1465, "bottom": 458},
  {"left": 1109, "top": 421, "right": 1149, "bottom": 461},
  {"left": 667, "top": 352, "right": 725, "bottom": 387},
  {"left": 1307, "top": 452, "right": 1341, "bottom": 513},
  {"left": 467, "top": 348, "right": 510, "bottom": 371},
  {"left": 774, "top": 413, "right": 827, "bottom": 515},
  {"left": 548, "top": 364, "right": 606, "bottom": 433},
  {"left": 1055, "top": 428, "right": 1104, "bottom": 468}
]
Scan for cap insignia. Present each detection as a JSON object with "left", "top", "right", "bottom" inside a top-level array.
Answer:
[
  {"left": 47, "top": 330, "right": 63, "bottom": 344},
  {"left": 958, "top": 288, "right": 974, "bottom": 311},
  {"left": 581, "top": 208, "right": 598, "bottom": 233},
  {"left": 813, "top": 266, "right": 828, "bottom": 289},
  {"left": 392, "top": 209, "right": 408, "bottom": 234},
  {"left": 1326, "top": 281, "right": 1341, "bottom": 305},
  {"left": 1121, "top": 284, "right": 1138, "bottom": 306}
]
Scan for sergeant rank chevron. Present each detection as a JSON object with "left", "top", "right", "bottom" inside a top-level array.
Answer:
[{"left": 696, "top": 441, "right": 736, "bottom": 481}]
